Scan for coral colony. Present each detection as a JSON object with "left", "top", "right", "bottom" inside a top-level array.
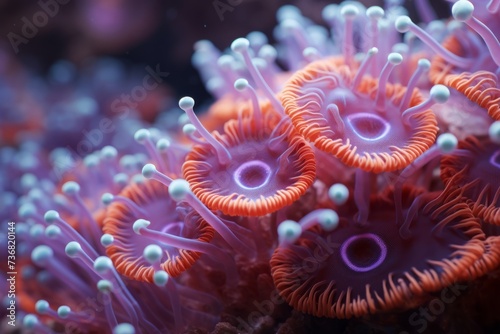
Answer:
[{"left": 3, "top": 0, "right": 500, "bottom": 333}]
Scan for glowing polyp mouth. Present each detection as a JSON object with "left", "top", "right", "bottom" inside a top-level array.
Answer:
[
  {"left": 346, "top": 113, "right": 391, "bottom": 141},
  {"left": 340, "top": 233, "right": 387, "bottom": 273},
  {"left": 490, "top": 150, "right": 500, "bottom": 169},
  {"left": 233, "top": 160, "right": 272, "bottom": 190}
]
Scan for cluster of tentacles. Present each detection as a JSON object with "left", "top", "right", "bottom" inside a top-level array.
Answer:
[{"left": 4, "top": 0, "right": 500, "bottom": 333}]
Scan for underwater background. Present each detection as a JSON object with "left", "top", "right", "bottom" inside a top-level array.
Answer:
[{"left": 1, "top": 0, "right": 500, "bottom": 333}]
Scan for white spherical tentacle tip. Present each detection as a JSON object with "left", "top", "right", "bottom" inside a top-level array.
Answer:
[
  {"left": 303, "top": 47, "right": 320, "bottom": 61},
  {"left": 178, "top": 96, "right": 195, "bottom": 110},
  {"left": 278, "top": 220, "right": 302, "bottom": 245},
  {"left": 182, "top": 124, "right": 197, "bottom": 136},
  {"left": 65, "top": 241, "right": 82, "bottom": 258},
  {"left": 84, "top": 154, "right": 100, "bottom": 168},
  {"left": 367, "top": 47, "right": 379, "bottom": 57},
  {"left": 388, "top": 52, "right": 403, "bottom": 65},
  {"left": 134, "top": 129, "right": 151, "bottom": 144},
  {"left": 329, "top": 183, "right": 350, "bottom": 205},
  {"left": 156, "top": 138, "right": 171, "bottom": 151},
  {"left": 234, "top": 78, "right": 250, "bottom": 91},
  {"left": 101, "top": 146, "right": 118, "bottom": 160},
  {"left": 133, "top": 219, "right": 151, "bottom": 235},
  {"left": 101, "top": 234, "right": 115, "bottom": 247},
  {"left": 57, "top": 305, "right": 71, "bottom": 319},
  {"left": 217, "top": 55, "right": 234, "bottom": 69},
  {"left": 153, "top": 270, "right": 169, "bottom": 287},
  {"left": 430, "top": 84, "right": 450, "bottom": 104},
  {"left": 101, "top": 193, "right": 114, "bottom": 206},
  {"left": 367, "top": 6, "right": 384, "bottom": 20},
  {"left": 31, "top": 245, "right": 54, "bottom": 266},
  {"left": 281, "top": 19, "right": 301, "bottom": 33},
  {"left": 417, "top": 58, "right": 431, "bottom": 71},
  {"left": 489, "top": 121, "right": 500, "bottom": 144},
  {"left": 142, "top": 163, "right": 157, "bottom": 179},
  {"left": 113, "top": 323, "right": 136, "bottom": 334},
  {"left": 44, "top": 210, "right": 60, "bottom": 224},
  {"left": 437, "top": 133, "right": 458, "bottom": 154},
  {"left": 144, "top": 244, "right": 163, "bottom": 265},
  {"left": 94, "top": 256, "right": 114, "bottom": 274},
  {"left": 231, "top": 38, "right": 250, "bottom": 54},
  {"left": 62, "top": 181, "right": 80, "bottom": 195},
  {"left": 452, "top": 1, "right": 474, "bottom": 22},
  {"left": 45, "top": 225, "right": 61, "bottom": 239},
  {"left": 318, "top": 210, "right": 340, "bottom": 232},
  {"left": 97, "top": 279, "right": 113, "bottom": 294},
  {"left": 322, "top": 4, "right": 338, "bottom": 23},
  {"left": 18, "top": 203, "right": 37, "bottom": 219},
  {"left": 341, "top": 4, "right": 359, "bottom": 19},
  {"left": 23, "top": 314, "right": 39, "bottom": 329},
  {"left": 258, "top": 45, "right": 277, "bottom": 61},
  {"left": 168, "top": 179, "right": 191, "bottom": 202},
  {"left": 395, "top": 16, "right": 412, "bottom": 33},
  {"left": 35, "top": 300, "right": 50, "bottom": 314}
]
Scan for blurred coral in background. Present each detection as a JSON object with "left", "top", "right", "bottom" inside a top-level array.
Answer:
[{"left": 1, "top": 0, "right": 500, "bottom": 333}]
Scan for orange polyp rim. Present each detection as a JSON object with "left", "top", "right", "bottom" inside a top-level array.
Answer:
[{"left": 103, "top": 180, "right": 215, "bottom": 281}]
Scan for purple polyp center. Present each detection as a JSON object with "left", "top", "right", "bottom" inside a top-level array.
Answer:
[
  {"left": 160, "top": 222, "right": 183, "bottom": 235},
  {"left": 489, "top": 150, "right": 500, "bottom": 169},
  {"left": 233, "top": 160, "right": 272, "bottom": 190},
  {"left": 346, "top": 113, "right": 391, "bottom": 141},
  {"left": 340, "top": 233, "right": 387, "bottom": 273}
]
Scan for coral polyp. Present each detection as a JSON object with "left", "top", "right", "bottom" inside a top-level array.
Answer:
[
  {"left": 182, "top": 98, "right": 316, "bottom": 216},
  {"left": 103, "top": 180, "right": 216, "bottom": 281},
  {"left": 271, "top": 186, "right": 485, "bottom": 319},
  {"left": 281, "top": 55, "right": 443, "bottom": 173}
]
